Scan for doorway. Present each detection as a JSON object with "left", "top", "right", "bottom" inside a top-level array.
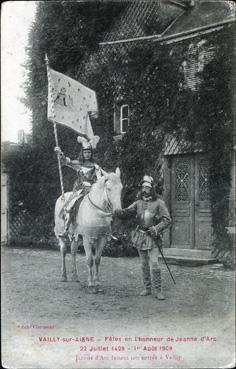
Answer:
[{"left": 170, "top": 154, "right": 212, "bottom": 249}]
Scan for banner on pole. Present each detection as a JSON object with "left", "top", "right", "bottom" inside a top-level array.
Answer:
[{"left": 47, "top": 67, "right": 98, "bottom": 140}]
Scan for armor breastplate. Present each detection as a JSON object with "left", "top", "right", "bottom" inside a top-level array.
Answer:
[
  {"left": 138, "top": 201, "right": 155, "bottom": 229},
  {"left": 77, "top": 166, "right": 96, "bottom": 184},
  {"left": 73, "top": 166, "right": 96, "bottom": 192}
]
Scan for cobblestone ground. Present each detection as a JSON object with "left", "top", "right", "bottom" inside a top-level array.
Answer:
[{"left": 1, "top": 246, "right": 235, "bottom": 369}]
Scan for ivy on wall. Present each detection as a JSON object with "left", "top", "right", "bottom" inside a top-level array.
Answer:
[
  {"left": 82, "top": 26, "right": 234, "bottom": 265},
  {"left": 86, "top": 42, "right": 184, "bottom": 205},
  {"left": 184, "top": 29, "right": 234, "bottom": 263}
]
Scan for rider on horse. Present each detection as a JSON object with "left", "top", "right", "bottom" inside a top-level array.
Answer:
[{"left": 54, "top": 136, "right": 106, "bottom": 238}]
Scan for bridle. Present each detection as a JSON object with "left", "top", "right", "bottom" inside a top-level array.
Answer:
[{"left": 87, "top": 180, "right": 113, "bottom": 216}]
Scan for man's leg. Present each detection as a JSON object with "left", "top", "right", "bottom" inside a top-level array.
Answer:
[
  {"left": 59, "top": 192, "right": 82, "bottom": 238},
  {"left": 138, "top": 249, "right": 152, "bottom": 296},
  {"left": 149, "top": 248, "right": 165, "bottom": 300}
]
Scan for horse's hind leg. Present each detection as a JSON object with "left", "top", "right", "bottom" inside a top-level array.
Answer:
[
  {"left": 71, "top": 237, "right": 79, "bottom": 282},
  {"left": 59, "top": 238, "right": 67, "bottom": 282}
]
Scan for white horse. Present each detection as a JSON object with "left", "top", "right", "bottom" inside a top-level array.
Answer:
[{"left": 54, "top": 168, "right": 122, "bottom": 293}]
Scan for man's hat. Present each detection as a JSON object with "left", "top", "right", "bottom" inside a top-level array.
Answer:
[{"left": 141, "top": 175, "right": 154, "bottom": 188}]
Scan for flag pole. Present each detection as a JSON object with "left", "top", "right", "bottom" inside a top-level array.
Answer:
[{"left": 45, "top": 54, "right": 65, "bottom": 201}]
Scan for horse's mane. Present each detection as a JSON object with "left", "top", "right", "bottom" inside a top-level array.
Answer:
[{"left": 91, "top": 171, "right": 120, "bottom": 193}]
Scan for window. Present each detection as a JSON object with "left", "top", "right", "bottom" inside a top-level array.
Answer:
[
  {"left": 120, "top": 104, "right": 129, "bottom": 133},
  {"left": 113, "top": 103, "right": 130, "bottom": 135}
]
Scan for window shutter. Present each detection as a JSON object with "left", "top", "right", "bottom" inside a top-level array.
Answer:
[{"left": 114, "top": 103, "right": 121, "bottom": 134}]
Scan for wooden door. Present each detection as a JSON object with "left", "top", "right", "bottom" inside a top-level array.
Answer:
[
  {"left": 170, "top": 154, "right": 212, "bottom": 249},
  {"left": 194, "top": 156, "right": 212, "bottom": 249},
  {"left": 171, "top": 155, "right": 194, "bottom": 249}
]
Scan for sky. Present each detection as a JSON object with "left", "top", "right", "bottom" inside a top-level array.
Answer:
[{"left": 2, "top": 1, "right": 36, "bottom": 143}]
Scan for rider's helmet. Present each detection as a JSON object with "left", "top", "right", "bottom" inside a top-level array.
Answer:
[
  {"left": 77, "top": 136, "right": 92, "bottom": 151},
  {"left": 77, "top": 136, "right": 93, "bottom": 164}
]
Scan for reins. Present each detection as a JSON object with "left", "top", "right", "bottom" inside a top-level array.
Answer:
[{"left": 87, "top": 181, "right": 113, "bottom": 216}]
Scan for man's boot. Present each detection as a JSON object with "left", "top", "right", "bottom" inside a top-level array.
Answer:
[
  {"left": 152, "top": 267, "right": 165, "bottom": 300},
  {"left": 140, "top": 253, "right": 152, "bottom": 296}
]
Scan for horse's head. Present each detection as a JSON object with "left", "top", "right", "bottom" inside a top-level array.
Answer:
[{"left": 95, "top": 168, "right": 122, "bottom": 212}]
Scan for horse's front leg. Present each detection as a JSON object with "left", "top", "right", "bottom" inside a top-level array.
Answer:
[
  {"left": 83, "top": 237, "right": 96, "bottom": 292},
  {"left": 94, "top": 236, "right": 107, "bottom": 289},
  {"left": 70, "top": 237, "right": 79, "bottom": 282},
  {"left": 59, "top": 238, "right": 67, "bottom": 282}
]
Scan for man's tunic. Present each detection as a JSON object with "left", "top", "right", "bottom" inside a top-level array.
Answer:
[{"left": 119, "top": 197, "right": 171, "bottom": 250}]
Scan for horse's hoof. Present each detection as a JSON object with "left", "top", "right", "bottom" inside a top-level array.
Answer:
[
  {"left": 61, "top": 276, "right": 67, "bottom": 282},
  {"left": 88, "top": 286, "right": 97, "bottom": 294}
]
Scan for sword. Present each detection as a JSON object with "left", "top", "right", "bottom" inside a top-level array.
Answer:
[
  {"left": 139, "top": 229, "right": 176, "bottom": 285},
  {"left": 155, "top": 238, "right": 176, "bottom": 285}
]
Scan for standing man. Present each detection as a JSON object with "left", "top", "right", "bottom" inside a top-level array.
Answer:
[{"left": 114, "top": 175, "right": 171, "bottom": 300}]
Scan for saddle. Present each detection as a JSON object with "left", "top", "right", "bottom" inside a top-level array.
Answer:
[
  {"left": 70, "top": 197, "right": 84, "bottom": 224},
  {"left": 59, "top": 191, "right": 84, "bottom": 220}
]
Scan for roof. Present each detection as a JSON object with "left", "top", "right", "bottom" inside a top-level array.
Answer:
[
  {"left": 77, "top": 0, "right": 235, "bottom": 83},
  {"left": 164, "top": 134, "right": 204, "bottom": 155},
  {"left": 77, "top": 0, "right": 185, "bottom": 81},
  {"left": 163, "top": 0, "right": 235, "bottom": 38},
  {"left": 102, "top": 0, "right": 184, "bottom": 42},
  {"left": 100, "top": 0, "right": 235, "bottom": 45}
]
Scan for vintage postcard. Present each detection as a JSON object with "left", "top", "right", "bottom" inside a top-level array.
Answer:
[{"left": 1, "top": 1, "right": 235, "bottom": 368}]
